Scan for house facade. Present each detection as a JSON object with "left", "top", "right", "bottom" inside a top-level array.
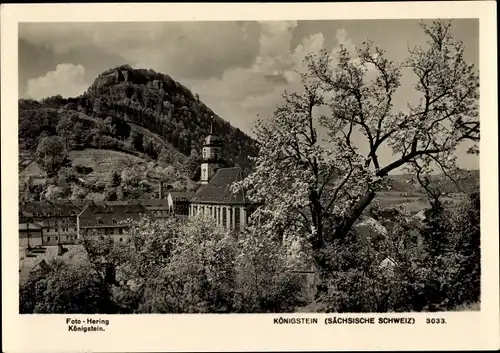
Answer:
[
  {"left": 19, "top": 222, "right": 43, "bottom": 248},
  {"left": 19, "top": 201, "right": 82, "bottom": 245}
]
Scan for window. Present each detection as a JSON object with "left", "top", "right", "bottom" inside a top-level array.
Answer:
[
  {"left": 47, "top": 236, "right": 50, "bottom": 242},
  {"left": 223, "top": 208, "right": 227, "bottom": 225},
  {"left": 119, "top": 228, "right": 123, "bottom": 235},
  {"left": 55, "top": 236, "right": 58, "bottom": 241},
  {"left": 235, "top": 207, "right": 240, "bottom": 229},
  {"left": 119, "top": 238, "right": 123, "bottom": 242},
  {"left": 98, "top": 219, "right": 103, "bottom": 225},
  {"left": 112, "top": 218, "right": 117, "bottom": 224},
  {"left": 229, "top": 209, "right": 232, "bottom": 227}
]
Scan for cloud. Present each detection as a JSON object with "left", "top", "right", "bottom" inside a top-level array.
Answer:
[
  {"left": 19, "top": 39, "right": 134, "bottom": 97},
  {"left": 19, "top": 22, "right": 262, "bottom": 81},
  {"left": 25, "top": 63, "right": 88, "bottom": 100},
  {"left": 186, "top": 26, "right": 360, "bottom": 134}
]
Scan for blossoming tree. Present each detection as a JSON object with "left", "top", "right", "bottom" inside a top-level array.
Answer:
[{"left": 234, "top": 21, "right": 479, "bottom": 263}]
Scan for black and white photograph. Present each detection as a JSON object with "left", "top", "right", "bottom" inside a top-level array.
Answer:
[
  {"left": 16, "top": 18, "right": 482, "bottom": 314},
  {"left": 1, "top": 2, "right": 498, "bottom": 352}
]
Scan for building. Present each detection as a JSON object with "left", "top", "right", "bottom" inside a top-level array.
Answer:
[
  {"left": 190, "top": 167, "right": 257, "bottom": 232},
  {"left": 188, "top": 124, "right": 259, "bottom": 232},
  {"left": 138, "top": 199, "right": 171, "bottom": 219},
  {"left": 200, "top": 122, "right": 224, "bottom": 184},
  {"left": 19, "top": 201, "right": 82, "bottom": 245},
  {"left": 19, "top": 222, "right": 43, "bottom": 248},
  {"left": 77, "top": 201, "right": 152, "bottom": 242},
  {"left": 19, "top": 244, "right": 87, "bottom": 285},
  {"left": 167, "top": 191, "right": 195, "bottom": 215}
]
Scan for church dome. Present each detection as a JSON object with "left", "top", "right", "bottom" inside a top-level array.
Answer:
[
  {"left": 203, "top": 133, "right": 222, "bottom": 146},
  {"left": 203, "top": 116, "right": 223, "bottom": 146}
]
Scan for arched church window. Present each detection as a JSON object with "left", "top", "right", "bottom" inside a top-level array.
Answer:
[{"left": 235, "top": 207, "right": 240, "bottom": 228}]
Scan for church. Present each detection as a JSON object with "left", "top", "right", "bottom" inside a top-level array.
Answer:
[{"left": 188, "top": 123, "right": 258, "bottom": 232}]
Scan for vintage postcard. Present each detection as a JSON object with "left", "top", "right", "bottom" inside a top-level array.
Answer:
[{"left": 1, "top": 1, "right": 498, "bottom": 352}]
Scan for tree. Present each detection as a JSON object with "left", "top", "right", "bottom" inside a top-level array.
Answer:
[
  {"left": 129, "top": 130, "right": 144, "bottom": 152},
  {"left": 72, "top": 121, "right": 85, "bottom": 146},
  {"left": 102, "top": 215, "right": 238, "bottom": 313},
  {"left": 234, "top": 227, "right": 311, "bottom": 312},
  {"left": 56, "top": 116, "right": 76, "bottom": 151},
  {"left": 104, "top": 116, "right": 118, "bottom": 136},
  {"left": 36, "top": 136, "right": 68, "bottom": 177},
  {"left": 236, "top": 20, "right": 479, "bottom": 262},
  {"left": 184, "top": 148, "right": 201, "bottom": 181},
  {"left": 158, "top": 147, "right": 174, "bottom": 165},
  {"left": 109, "top": 171, "right": 122, "bottom": 188},
  {"left": 19, "top": 259, "right": 122, "bottom": 314}
]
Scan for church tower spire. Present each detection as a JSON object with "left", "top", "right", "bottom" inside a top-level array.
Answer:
[{"left": 200, "top": 116, "right": 223, "bottom": 184}]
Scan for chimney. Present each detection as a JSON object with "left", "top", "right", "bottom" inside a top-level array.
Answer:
[{"left": 159, "top": 181, "right": 165, "bottom": 199}]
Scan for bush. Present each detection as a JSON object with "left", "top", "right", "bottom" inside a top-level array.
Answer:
[
  {"left": 20, "top": 260, "right": 123, "bottom": 314},
  {"left": 316, "top": 191, "right": 480, "bottom": 312}
]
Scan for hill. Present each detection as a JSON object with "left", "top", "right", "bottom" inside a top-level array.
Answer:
[
  {"left": 387, "top": 170, "right": 479, "bottom": 194},
  {"left": 20, "top": 65, "right": 257, "bottom": 168},
  {"left": 19, "top": 65, "right": 259, "bottom": 201}
]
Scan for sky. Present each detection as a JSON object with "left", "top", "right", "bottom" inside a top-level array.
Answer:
[{"left": 18, "top": 19, "right": 479, "bottom": 170}]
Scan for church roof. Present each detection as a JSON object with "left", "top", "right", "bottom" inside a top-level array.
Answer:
[
  {"left": 191, "top": 167, "right": 249, "bottom": 205},
  {"left": 203, "top": 118, "right": 222, "bottom": 146},
  {"left": 168, "top": 191, "right": 195, "bottom": 202}
]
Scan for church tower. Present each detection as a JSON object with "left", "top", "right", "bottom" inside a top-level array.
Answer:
[{"left": 200, "top": 117, "right": 223, "bottom": 184}]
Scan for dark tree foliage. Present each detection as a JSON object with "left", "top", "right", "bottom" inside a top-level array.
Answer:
[{"left": 19, "top": 260, "right": 126, "bottom": 314}]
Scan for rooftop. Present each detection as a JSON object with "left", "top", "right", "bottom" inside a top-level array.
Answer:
[
  {"left": 136, "top": 199, "right": 170, "bottom": 207},
  {"left": 203, "top": 134, "right": 222, "bottom": 146},
  {"left": 168, "top": 191, "right": 195, "bottom": 202},
  {"left": 19, "top": 245, "right": 87, "bottom": 285},
  {"left": 19, "top": 222, "right": 43, "bottom": 231},
  {"left": 191, "top": 167, "right": 251, "bottom": 205},
  {"left": 20, "top": 201, "right": 83, "bottom": 217},
  {"left": 78, "top": 201, "right": 151, "bottom": 227}
]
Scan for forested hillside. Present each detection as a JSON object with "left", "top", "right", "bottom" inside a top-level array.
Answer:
[{"left": 19, "top": 65, "right": 258, "bottom": 201}]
